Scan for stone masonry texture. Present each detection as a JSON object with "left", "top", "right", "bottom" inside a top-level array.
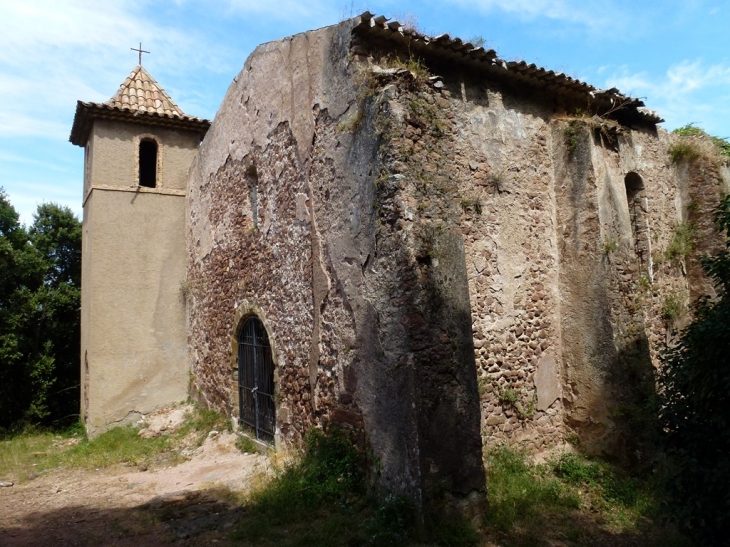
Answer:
[{"left": 186, "top": 15, "right": 729, "bottom": 509}]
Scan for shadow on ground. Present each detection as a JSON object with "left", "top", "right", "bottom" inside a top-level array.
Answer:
[
  {"left": 486, "top": 509, "right": 692, "bottom": 547},
  {"left": 2, "top": 488, "right": 242, "bottom": 547}
]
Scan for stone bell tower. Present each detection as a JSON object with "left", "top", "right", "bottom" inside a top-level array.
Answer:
[{"left": 70, "top": 65, "right": 210, "bottom": 436}]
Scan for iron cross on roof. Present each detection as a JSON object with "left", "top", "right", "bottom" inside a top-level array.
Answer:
[{"left": 131, "top": 43, "right": 150, "bottom": 65}]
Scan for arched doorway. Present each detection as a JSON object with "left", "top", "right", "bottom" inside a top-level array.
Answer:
[{"left": 238, "top": 316, "right": 275, "bottom": 444}]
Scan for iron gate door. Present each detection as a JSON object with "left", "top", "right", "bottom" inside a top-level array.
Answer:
[{"left": 238, "top": 317, "right": 275, "bottom": 444}]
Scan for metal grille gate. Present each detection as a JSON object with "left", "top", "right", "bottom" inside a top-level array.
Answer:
[{"left": 237, "top": 317, "right": 275, "bottom": 444}]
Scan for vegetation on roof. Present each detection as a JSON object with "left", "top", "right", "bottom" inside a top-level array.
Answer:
[{"left": 669, "top": 124, "right": 730, "bottom": 164}]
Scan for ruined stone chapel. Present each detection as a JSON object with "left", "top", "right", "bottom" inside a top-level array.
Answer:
[{"left": 70, "top": 13, "right": 729, "bottom": 505}]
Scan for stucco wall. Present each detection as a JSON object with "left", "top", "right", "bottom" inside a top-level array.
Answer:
[
  {"left": 87, "top": 119, "right": 200, "bottom": 196},
  {"left": 81, "top": 114, "right": 199, "bottom": 436},
  {"left": 81, "top": 189, "right": 188, "bottom": 434}
]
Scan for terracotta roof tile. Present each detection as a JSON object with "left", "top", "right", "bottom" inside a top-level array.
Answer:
[
  {"left": 105, "top": 65, "right": 186, "bottom": 117},
  {"left": 354, "top": 12, "right": 664, "bottom": 125},
  {"left": 69, "top": 65, "right": 210, "bottom": 146}
]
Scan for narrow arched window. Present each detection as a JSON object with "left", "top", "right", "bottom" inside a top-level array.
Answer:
[
  {"left": 139, "top": 139, "right": 158, "bottom": 188},
  {"left": 625, "top": 172, "right": 647, "bottom": 268},
  {"left": 237, "top": 316, "right": 275, "bottom": 444},
  {"left": 246, "top": 166, "right": 259, "bottom": 228}
]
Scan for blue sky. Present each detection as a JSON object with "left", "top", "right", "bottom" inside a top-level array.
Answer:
[{"left": 1, "top": 0, "right": 728, "bottom": 225}]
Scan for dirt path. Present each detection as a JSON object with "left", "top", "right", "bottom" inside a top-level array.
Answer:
[{"left": 1, "top": 417, "right": 270, "bottom": 546}]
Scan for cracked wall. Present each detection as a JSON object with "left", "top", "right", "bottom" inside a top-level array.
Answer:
[{"left": 186, "top": 16, "right": 729, "bottom": 506}]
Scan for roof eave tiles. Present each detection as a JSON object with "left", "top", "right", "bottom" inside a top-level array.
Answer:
[{"left": 354, "top": 12, "right": 664, "bottom": 125}]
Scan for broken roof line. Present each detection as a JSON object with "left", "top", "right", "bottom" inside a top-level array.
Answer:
[{"left": 355, "top": 12, "right": 663, "bottom": 124}]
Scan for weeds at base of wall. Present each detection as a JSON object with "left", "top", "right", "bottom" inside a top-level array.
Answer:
[
  {"left": 231, "top": 428, "right": 481, "bottom": 547},
  {"left": 235, "top": 434, "right": 259, "bottom": 454},
  {"left": 0, "top": 403, "right": 231, "bottom": 480},
  {"left": 483, "top": 445, "right": 694, "bottom": 545},
  {"left": 234, "top": 429, "right": 412, "bottom": 545}
]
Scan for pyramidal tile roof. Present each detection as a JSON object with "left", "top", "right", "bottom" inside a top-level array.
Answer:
[
  {"left": 70, "top": 65, "right": 210, "bottom": 146},
  {"left": 106, "top": 65, "right": 185, "bottom": 117}
]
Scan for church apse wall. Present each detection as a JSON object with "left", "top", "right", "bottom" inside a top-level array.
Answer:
[{"left": 186, "top": 13, "right": 727, "bottom": 505}]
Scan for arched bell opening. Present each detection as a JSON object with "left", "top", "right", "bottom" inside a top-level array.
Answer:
[{"left": 138, "top": 138, "right": 158, "bottom": 188}]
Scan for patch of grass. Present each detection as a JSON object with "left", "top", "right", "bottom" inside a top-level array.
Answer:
[
  {"left": 0, "top": 403, "right": 231, "bottom": 481},
  {"left": 484, "top": 445, "right": 580, "bottom": 533},
  {"left": 431, "top": 517, "right": 480, "bottom": 547},
  {"left": 177, "top": 405, "right": 231, "bottom": 446},
  {"left": 484, "top": 447, "right": 693, "bottom": 545},
  {"left": 407, "top": 96, "right": 448, "bottom": 135},
  {"left": 231, "top": 428, "right": 420, "bottom": 546},
  {"left": 467, "top": 35, "right": 487, "bottom": 48},
  {"left": 336, "top": 107, "right": 364, "bottom": 133},
  {"left": 494, "top": 385, "right": 537, "bottom": 420},
  {"left": 52, "top": 425, "right": 173, "bottom": 469},
  {"left": 637, "top": 274, "right": 652, "bottom": 292},
  {"left": 0, "top": 425, "right": 173, "bottom": 481},
  {"left": 236, "top": 435, "right": 259, "bottom": 454},
  {"left": 550, "top": 452, "right": 655, "bottom": 524},
  {"left": 603, "top": 237, "right": 619, "bottom": 256},
  {"left": 496, "top": 385, "right": 518, "bottom": 405},
  {"left": 460, "top": 197, "right": 483, "bottom": 215},
  {"left": 0, "top": 429, "right": 64, "bottom": 480}
]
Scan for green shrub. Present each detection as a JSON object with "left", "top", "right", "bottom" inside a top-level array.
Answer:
[
  {"left": 665, "top": 222, "right": 696, "bottom": 262},
  {"left": 662, "top": 292, "right": 685, "bottom": 321},
  {"left": 669, "top": 142, "right": 701, "bottom": 163},
  {"left": 232, "top": 428, "right": 422, "bottom": 546},
  {"left": 564, "top": 121, "right": 583, "bottom": 154},
  {"left": 659, "top": 195, "right": 730, "bottom": 542}
]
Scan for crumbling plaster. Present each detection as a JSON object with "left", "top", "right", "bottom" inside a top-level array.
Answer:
[{"left": 186, "top": 15, "right": 727, "bottom": 504}]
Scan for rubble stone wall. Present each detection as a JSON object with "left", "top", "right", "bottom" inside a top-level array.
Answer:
[{"left": 187, "top": 16, "right": 729, "bottom": 505}]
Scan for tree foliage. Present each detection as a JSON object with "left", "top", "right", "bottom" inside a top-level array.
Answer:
[
  {"left": 0, "top": 189, "right": 81, "bottom": 430},
  {"left": 659, "top": 194, "right": 730, "bottom": 542}
]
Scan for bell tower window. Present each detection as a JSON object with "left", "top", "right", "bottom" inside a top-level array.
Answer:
[{"left": 139, "top": 139, "right": 158, "bottom": 188}]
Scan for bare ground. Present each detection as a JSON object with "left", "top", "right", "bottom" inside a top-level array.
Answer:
[{"left": 0, "top": 411, "right": 270, "bottom": 547}]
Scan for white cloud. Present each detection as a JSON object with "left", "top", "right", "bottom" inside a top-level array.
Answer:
[
  {"left": 222, "top": 0, "right": 339, "bottom": 24},
  {"left": 0, "top": 151, "right": 71, "bottom": 172},
  {"left": 604, "top": 60, "right": 730, "bottom": 133},
  {"left": 441, "top": 0, "right": 627, "bottom": 32}
]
